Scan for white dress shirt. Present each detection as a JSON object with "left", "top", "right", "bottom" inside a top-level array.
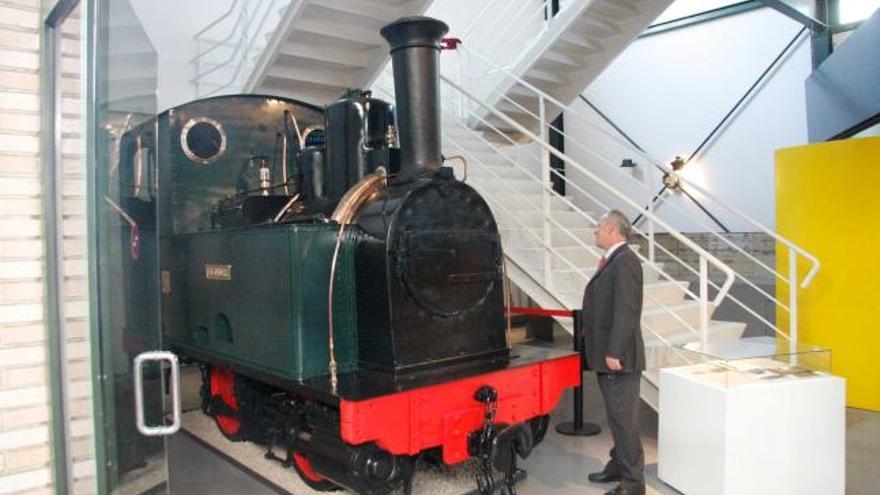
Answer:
[{"left": 602, "top": 241, "right": 626, "bottom": 261}]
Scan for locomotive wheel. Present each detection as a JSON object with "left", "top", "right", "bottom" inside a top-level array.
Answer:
[
  {"left": 291, "top": 452, "right": 339, "bottom": 491},
  {"left": 208, "top": 367, "right": 244, "bottom": 441}
]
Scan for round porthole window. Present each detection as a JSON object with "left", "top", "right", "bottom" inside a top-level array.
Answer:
[
  {"left": 304, "top": 127, "right": 326, "bottom": 147},
  {"left": 181, "top": 117, "right": 227, "bottom": 164}
]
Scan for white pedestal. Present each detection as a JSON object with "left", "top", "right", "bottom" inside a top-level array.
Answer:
[{"left": 658, "top": 360, "right": 845, "bottom": 495}]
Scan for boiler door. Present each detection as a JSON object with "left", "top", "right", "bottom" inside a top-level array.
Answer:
[{"left": 399, "top": 230, "right": 500, "bottom": 317}]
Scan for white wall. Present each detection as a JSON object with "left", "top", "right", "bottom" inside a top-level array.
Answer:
[
  {"left": 855, "top": 121, "right": 880, "bottom": 138},
  {"left": 653, "top": 0, "right": 743, "bottom": 24},
  {"left": 130, "top": 0, "right": 230, "bottom": 111},
  {"left": 564, "top": 7, "right": 812, "bottom": 232}
]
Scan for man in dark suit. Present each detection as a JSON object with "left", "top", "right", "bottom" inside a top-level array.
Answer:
[{"left": 581, "top": 210, "right": 646, "bottom": 495}]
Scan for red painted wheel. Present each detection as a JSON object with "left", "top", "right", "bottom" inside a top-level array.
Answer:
[
  {"left": 208, "top": 367, "right": 243, "bottom": 441},
  {"left": 292, "top": 452, "right": 339, "bottom": 491}
]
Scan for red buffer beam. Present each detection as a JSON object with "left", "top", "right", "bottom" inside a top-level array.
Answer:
[{"left": 338, "top": 353, "right": 580, "bottom": 464}]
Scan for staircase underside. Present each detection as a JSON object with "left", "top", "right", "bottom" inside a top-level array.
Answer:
[
  {"left": 246, "top": 0, "right": 431, "bottom": 105},
  {"left": 479, "top": 0, "right": 674, "bottom": 136}
]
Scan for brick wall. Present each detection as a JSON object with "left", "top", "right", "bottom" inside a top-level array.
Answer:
[
  {"left": 633, "top": 232, "right": 777, "bottom": 284},
  {"left": 0, "top": 1, "right": 95, "bottom": 493},
  {"left": 633, "top": 232, "right": 780, "bottom": 337}
]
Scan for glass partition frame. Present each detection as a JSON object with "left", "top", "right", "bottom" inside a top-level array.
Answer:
[{"left": 82, "top": 0, "right": 169, "bottom": 492}]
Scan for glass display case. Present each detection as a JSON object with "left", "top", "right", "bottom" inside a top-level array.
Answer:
[
  {"left": 657, "top": 336, "right": 844, "bottom": 495},
  {"left": 672, "top": 336, "right": 832, "bottom": 388}
]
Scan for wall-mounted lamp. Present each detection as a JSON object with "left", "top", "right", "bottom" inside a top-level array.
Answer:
[
  {"left": 620, "top": 158, "right": 637, "bottom": 168},
  {"left": 670, "top": 155, "right": 686, "bottom": 171},
  {"left": 662, "top": 171, "right": 681, "bottom": 190},
  {"left": 661, "top": 155, "right": 687, "bottom": 190}
]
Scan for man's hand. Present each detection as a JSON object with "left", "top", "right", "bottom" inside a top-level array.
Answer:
[{"left": 605, "top": 356, "right": 622, "bottom": 371}]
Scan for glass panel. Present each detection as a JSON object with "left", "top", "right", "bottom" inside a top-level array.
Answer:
[
  {"left": 670, "top": 337, "right": 832, "bottom": 388},
  {"left": 89, "top": 0, "right": 166, "bottom": 492}
]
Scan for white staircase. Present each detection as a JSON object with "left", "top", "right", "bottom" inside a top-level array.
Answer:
[
  {"left": 431, "top": 105, "right": 743, "bottom": 409},
  {"left": 193, "top": 0, "right": 820, "bottom": 410},
  {"left": 107, "top": 0, "right": 157, "bottom": 116},
  {"left": 425, "top": 73, "right": 821, "bottom": 409},
  {"left": 194, "top": 0, "right": 431, "bottom": 104},
  {"left": 247, "top": 0, "right": 434, "bottom": 104},
  {"left": 464, "top": 0, "right": 674, "bottom": 135}
]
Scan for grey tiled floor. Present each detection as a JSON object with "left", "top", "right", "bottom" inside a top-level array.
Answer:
[{"left": 167, "top": 342, "right": 879, "bottom": 494}]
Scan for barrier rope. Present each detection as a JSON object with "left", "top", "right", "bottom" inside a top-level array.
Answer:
[{"left": 505, "top": 306, "right": 574, "bottom": 318}]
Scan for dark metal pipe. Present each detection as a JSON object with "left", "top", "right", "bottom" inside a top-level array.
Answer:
[{"left": 380, "top": 16, "right": 448, "bottom": 178}]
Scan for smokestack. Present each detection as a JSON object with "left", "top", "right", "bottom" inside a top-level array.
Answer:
[{"left": 379, "top": 16, "right": 448, "bottom": 178}]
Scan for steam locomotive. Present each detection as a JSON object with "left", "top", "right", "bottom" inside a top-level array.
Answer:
[{"left": 118, "top": 16, "right": 579, "bottom": 494}]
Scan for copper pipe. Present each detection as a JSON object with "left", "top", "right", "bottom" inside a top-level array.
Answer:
[
  {"left": 502, "top": 253, "right": 512, "bottom": 350},
  {"left": 330, "top": 170, "right": 389, "bottom": 224},
  {"left": 444, "top": 154, "right": 468, "bottom": 182},
  {"left": 327, "top": 222, "right": 346, "bottom": 392},
  {"left": 326, "top": 171, "right": 389, "bottom": 390},
  {"left": 281, "top": 131, "right": 290, "bottom": 196},
  {"left": 285, "top": 110, "right": 305, "bottom": 149},
  {"left": 133, "top": 134, "right": 143, "bottom": 197},
  {"left": 273, "top": 193, "right": 300, "bottom": 223}
]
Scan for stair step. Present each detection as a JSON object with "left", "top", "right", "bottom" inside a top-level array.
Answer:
[
  {"left": 644, "top": 322, "right": 747, "bottom": 362},
  {"left": 260, "top": 79, "right": 347, "bottom": 106},
  {"left": 508, "top": 84, "right": 540, "bottom": 98},
  {"left": 558, "top": 31, "right": 606, "bottom": 53},
  {"left": 483, "top": 110, "right": 536, "bottom": 133},
  {"left": 494, "top": 209, "right": 590, "bottom": 229},
  {"left": 278, "top": 41, "right": 379, "bottom": 69},
  {"left": 643, "top": 280, "right": 690, "bottom": 309},
  {"left": 508, "top": 245, "right": 658, "bottom": 269},
  {"left": 471, "top": 177, "right": 544, "bottom": 195},
  {"left": 571, "top": 14, "right": 622, "bottom": 39},
  {"left": 306, "top": 0, "right": 400, "bottom": 25},
  {"left": 539, "top": 267, "right": 675, "bottom": 297},
  {"left": 466, "top": 163, "right": 531, "bottom": 181},
  {"left": 497, "top": 98, "right": 537, "bottom": 117},
  {"left": 265, "top": 64, "right": 355, "bottom": 88},
  {"left": 523, "top": 67, "right": 569, "bottom": 86},
  {"left": 590, "top": 0, "right": 639, "bottom": 22},
  {"left": 443, "top": 130, "right": 498, "bottom": 150},
  {"left": 492, "top": 193, "right": 573, "bottom": 212},
  {"left": 535, "top": 49, "right": 586, "bottom": 72},
  {"left": 457, "top": 150, "right": 521, "bottom": 170},
  {"left": 295, "top": 16, "right": 382, "bottom": 48},
  {"left": 640, "top": 373, "right": 660, "bottom": 411},
  {"left": 500, "top": 226, "right": 588, "bottom": 249},
  {"left": 643, "top": 301, "right": 715, "bottom": 335}
]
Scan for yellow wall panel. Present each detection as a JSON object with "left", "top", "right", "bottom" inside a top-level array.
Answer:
[{"left": 776, "top": 136, "right": 880, "bottom": 411}]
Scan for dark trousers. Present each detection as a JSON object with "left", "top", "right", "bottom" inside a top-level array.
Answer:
[{"left": 597, "top": 372, "right": 645, "bottom": 491}]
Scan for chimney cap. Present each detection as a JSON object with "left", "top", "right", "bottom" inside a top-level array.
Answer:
[{"left": 380, "top": 16, "right": 449, "bottom": 54}]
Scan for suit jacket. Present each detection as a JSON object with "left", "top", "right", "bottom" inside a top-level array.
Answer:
[{"left": 579, "top": 244, "right": 645, "bottom": 373}]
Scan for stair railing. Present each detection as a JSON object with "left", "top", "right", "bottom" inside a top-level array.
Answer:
[
  {"left": 443, "top": 126, "right": 715, "bottom": 345},
  {"left": 432, "top": 93, "right": 722, "bottom": 346},
  {"left": 411, "top": 74, "right": 736, "bottom": 350},
  {"left": 461, "top": 0, "right": 573, "bottom": 98},
  {"left": 454, "top": 43, "right": 818, "bottom": 348},
  {"left": 191, "top": 0, "right": 288, "bottom": 97},
  {"left": 378, "top": 80, "right": 709, "bottom": 347}
]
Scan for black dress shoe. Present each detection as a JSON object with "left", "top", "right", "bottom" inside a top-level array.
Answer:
[
  {"left": 604, "top": 485, "right": 645, "bottom": 495},
  {"left": 588, "top": 470, "right": 621, "bottom": 483}
]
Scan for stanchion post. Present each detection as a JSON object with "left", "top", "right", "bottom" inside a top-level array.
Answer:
[{"left": 555, "top": 309, "right": 601, "bottom": 436}]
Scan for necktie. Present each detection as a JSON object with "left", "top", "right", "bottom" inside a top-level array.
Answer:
[{"left": 597, "top": 256, "right": 607, "bottom": 271}]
